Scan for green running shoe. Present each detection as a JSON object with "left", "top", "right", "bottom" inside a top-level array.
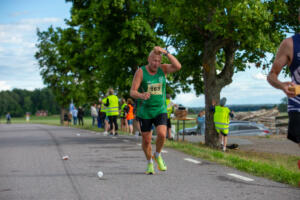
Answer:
[
  {"left": 145, "top": 163, "right": 155, "bottom": 175},
  {"left": 153, "top": 154, "right": 167, "bottom": 171}
]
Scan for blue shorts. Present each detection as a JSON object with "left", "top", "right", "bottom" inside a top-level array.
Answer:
[{"left": 128, "top": 119, "right": 133, "bottom": 125}]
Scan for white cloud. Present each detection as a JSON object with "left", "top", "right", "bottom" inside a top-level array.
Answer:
[
  {"left": 172, "top": 67, "right": 291, "bottom": 107},
  {"left": 0, "top": 17, "right": 62, "bottom": 45},
  {"left": 0, "top": 81, "right": 11, "bottom": 91},
  {"left": 252, "top": 72, "right": 267, "bottom": 80},
  {"left": 10, "top": 11, "right": 29, "bottom": 17},
  {"left": 0, "top": 17, "right": 62, "bottom": 91},
  {"left": 174, "top": 93, "right": 205, "bottom": 107}
]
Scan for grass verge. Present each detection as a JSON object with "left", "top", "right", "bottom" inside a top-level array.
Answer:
[{"left": 164, "top": 140, "right": 300, "bottom": 187}]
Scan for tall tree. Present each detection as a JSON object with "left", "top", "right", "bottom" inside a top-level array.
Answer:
[
  {"left": 278, "top": 97, "right": 288, "bottom": 113},
  {"left": 35, "top": 27, "right": 86, "bottom": 123},
  {"left": 66, "top": 0, "right": 166, "bottom": 97},
  {"left": 155, "top": 0, "right": 293, "bottom": 147}
]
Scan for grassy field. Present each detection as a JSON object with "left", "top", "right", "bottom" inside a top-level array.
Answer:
[
  {"left": 2, "top": 115, "right": 299, "bottom": 187},
  {"left": 164, "top": 140, "right": 300, "bottom": 187}
]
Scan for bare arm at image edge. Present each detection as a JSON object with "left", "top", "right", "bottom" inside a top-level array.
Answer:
[{"left": 267, "top": 38, "right": 296, "bottom": 97}]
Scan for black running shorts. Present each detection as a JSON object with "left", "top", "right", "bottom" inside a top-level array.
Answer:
[
  {"left": 288, "top": 112, "right": 300, "bottom": 144},
  {"left": 167, "top": 118, "right": 171, "bottom": 128},
  {"left": 138, "top": 113, "right": 168, "bottom": 132}
]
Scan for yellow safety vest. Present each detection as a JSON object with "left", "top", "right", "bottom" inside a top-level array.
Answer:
[
  {"left": 104, "top": 95, "right": 119, "bottom": 116},
  {"left": 121, "top": 103, "right": 127, "bottom": 117},
  {"left": 166, "top": 99, "right": 173, "bottom": 119},
  {"left": 213, "top": 105, "right": 230, "bottom": 135},
  {"left": 100, "top": 98, "right": 107, "bottom": 114}
]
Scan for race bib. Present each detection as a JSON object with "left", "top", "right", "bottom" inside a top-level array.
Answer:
[{"left": 147, "top": 83, "right": 162, "bottom": 95}]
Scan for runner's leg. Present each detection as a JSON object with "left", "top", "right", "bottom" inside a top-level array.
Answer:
[
  {"left": 155, "top": 125, "right": 167, "bottom": 153},
  {"left": 142, "top": 132, "right": 153, "bottom": 160}
]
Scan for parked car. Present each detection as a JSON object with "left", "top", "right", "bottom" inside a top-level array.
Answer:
[{"left": 178, "top": 121, "right": 271, "bottom": 136}]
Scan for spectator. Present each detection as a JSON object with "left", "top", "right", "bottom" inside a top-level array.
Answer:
[
  {"left": 103, "top": 88, "right": 119, "bottom": 136},
  {"left": 63, "top": 110, "right": 71, "bottom": 127},
  {"left": 72, "top": 107, "right": 78, "bottom": 125},
  {"left": 6, "top": 112, "right": 11, "bottom": 124},
  {"left": 196, "top": 110, "right": 205, "bottom": 135},
  {"left": 78, "top": 106, "right": 84, "bottom": 126},
  {"left": 91, "top": 103, "right": 98, "bottom": 126},
  {"left": 166, "top": 94, "right": 174, "bottom": 140},
  {"left": 230, "top": 110, "right": 235, "bottom": 120},
  {"left": 99, "top": 97, "right": 107, "bottom": 129},
  {"left": 126, "top": 98, "right": 134, "bottom": 135},
  {"left": 120, "top": 98, "right": 128, "bottom": 132},
  {"left": 211, "top": 98, "right": 231, "bottom": 152},
  {"left": 97, "top": 104, "right": 102, "bottom": 128}
]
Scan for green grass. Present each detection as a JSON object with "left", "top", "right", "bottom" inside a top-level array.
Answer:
[
  {"left": 164, "top": 140, "right": 300, "bottom": 187},
  {"left": 4, "top": 115, "right": 62, "bottom": 125},
  {"left": 3, "top": 115, "right": 300, "bottom": 187}
]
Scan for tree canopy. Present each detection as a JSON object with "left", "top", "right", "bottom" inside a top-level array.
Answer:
[
  {"left": 35, "top": 0, "right": 299, "bottom": 146},
  {"left": 152, "top": 0, "right": 297, "bottom": 146}
]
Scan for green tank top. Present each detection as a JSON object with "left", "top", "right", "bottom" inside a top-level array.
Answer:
[{"left": 137, "top": 66, "right": 167, "bottom": 119}]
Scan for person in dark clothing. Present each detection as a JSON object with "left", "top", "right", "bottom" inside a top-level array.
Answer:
[
  {"left": 78, "top": 106, "right": 84, "bottom": 126},
  {"left": 267, "top": 7, "right": 300, "bottom": 179},
  {"left": 6, "top": 113, "right": 11, "bottom": 124},
  {"left": 103, "top": 88, "right": 119, "bottom": 136},
  {"left": 97, "top": 104, "right": 102, "bottom": 128},
  {"left": 63, "top": 111, "right": 71, "bottom": 127}
]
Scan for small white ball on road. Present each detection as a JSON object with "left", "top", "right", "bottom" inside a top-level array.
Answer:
[
  {"left": 62, "top": 155, "right": 69, "bottom": 160},
  {"left": 97, "top": 171, "right": 103, "bottom": 178}
]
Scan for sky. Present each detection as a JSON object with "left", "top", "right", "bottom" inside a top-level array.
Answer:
[{"left": 0, "top": 0, "right": 291, "bottom": 107}]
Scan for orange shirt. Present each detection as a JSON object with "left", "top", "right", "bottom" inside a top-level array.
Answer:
[{"left": 126, "top": 104, "right": 134, "bottom": 120}]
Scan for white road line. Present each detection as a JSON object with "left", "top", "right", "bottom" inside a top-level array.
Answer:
[
  {"left": 227, "top": 173, "right": 254, "bottom": 182},
  {"left": 137, "top": 143, "right": 142, "bottom": 146},
  {"left": 161, "top": 150, "right": 168, "bottom": 153},
  {"left": 111, "top": 137, "right": 118, "bottom": 139},
  {"left": 123, "top": 139, "right": 129, "bottom": 142},
  {"left": 184, "top": 158, "right": 201, "bottom": 164}
]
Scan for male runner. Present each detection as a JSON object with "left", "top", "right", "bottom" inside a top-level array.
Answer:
[
  {"left": 130, "top": 46, "right": 181, "bottom": 174},
  {"left": 267, "top": 7, "right": 300, "bottom": 173}
]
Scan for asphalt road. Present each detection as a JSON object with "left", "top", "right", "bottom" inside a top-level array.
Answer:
[{"left": 0, "top": 124, "right": 299, "bottom": 200}]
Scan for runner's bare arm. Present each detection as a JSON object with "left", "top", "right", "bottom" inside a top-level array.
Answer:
[
  {"left": 267, "top": 38, "right": 296, "bottom": 97},
  {"left": 153, "top": 46, "right": 181, "bottom": 74},
  {"left": 130, "top": 68, "right": 150, "bottom": 100}
]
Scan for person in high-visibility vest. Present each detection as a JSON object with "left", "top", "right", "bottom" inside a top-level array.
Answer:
[
  {"left": 212, "top": 97, "right": 231, "bottom": 152},
  {"left": 99, "top": 98, "right": 106, "bottom": 129},
  {"left": 120, "top": 98, "right": 128, "bottom": 132},
  {"left": 103, "top": 88, "right": 119, "bottom": 136},
  {"left": 166, "top": 94, "right": 174, "bottom": 140},
  {"left": 100, "top": 96, "right": 110, "bottom": 135}
]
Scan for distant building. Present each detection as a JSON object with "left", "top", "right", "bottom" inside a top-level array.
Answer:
[{"left": 35, "top": 110, "right": 48, "bottom": 116}]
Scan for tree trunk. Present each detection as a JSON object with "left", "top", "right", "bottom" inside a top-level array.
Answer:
[
  {"left": 202, "top": 41, "right": 222, "bottom": 148},
  {"left": 204, "top": 76, "right": 221, "bottom": 148}
]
